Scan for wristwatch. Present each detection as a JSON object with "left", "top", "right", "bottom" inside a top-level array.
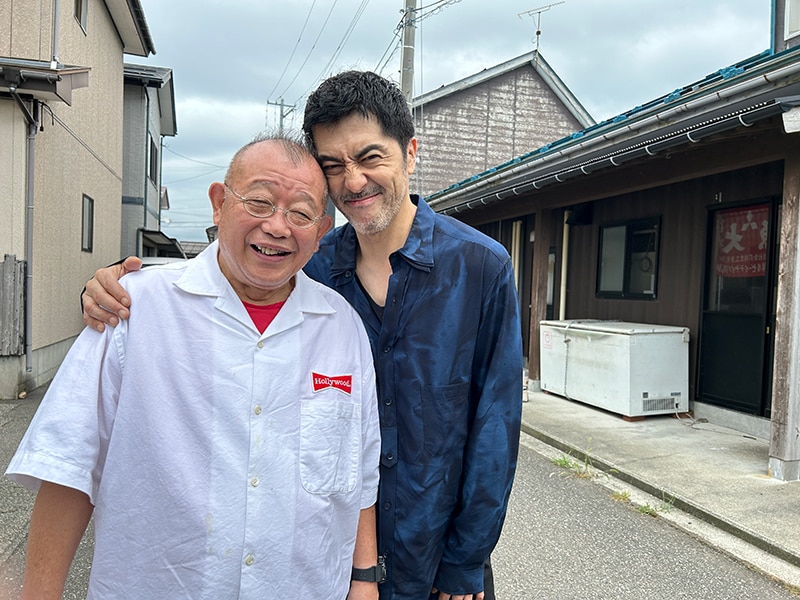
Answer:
[{"left": 351, "top": 555, "right": 386, "bottom": 583}]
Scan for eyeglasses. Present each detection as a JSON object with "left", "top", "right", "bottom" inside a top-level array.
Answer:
[{"left": 224, "top": 184, "right": 324, "bottom": 229}]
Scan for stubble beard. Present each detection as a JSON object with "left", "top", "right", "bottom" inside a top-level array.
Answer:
[{"left": 336, "top": 187, "right": 403, "bottom": 236}]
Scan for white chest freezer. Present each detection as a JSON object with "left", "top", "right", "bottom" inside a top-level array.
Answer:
[{"left": 540, "top": 320, "right": 690, "bottom": 417}]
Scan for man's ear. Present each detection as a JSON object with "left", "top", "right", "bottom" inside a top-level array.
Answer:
[
  {"left": 318, "top": 214, "right": 334, "bottom": 239},
  {"left": 406, "top": 138, "right": 418, "bottom": 176},
  {"left": 209, "top": 182, "right": 226, "bottom": 225}
]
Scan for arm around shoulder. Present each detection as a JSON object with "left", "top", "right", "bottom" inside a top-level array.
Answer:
[{"left": 81, "top": 256, "right": 142, "bottom": 332}]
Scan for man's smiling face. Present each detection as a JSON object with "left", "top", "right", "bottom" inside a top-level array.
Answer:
[
  {"left": 210, "top": 140, "right": 331, "bottom": 304},
  {"left": 314, "top": 113, "right": 416, "bottom": 236}
]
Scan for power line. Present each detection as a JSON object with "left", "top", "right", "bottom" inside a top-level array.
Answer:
[
  {"left": 267, "top": 0, "right": 319, "bottom": 101},
  {"left": 162, "top": 167, "right": 225, "bottom": 186},
  {"left": 313, "top": 0, "right": 371, "bottom": 83},
  {"left": 163, "top": 144, "right": 225, "bottom": 169},
  {"left": 292, "top": 0, "right": 373, "bottom": 110},
  {"left": 276, "top": 0, "right": 341, "bottom": 101}
]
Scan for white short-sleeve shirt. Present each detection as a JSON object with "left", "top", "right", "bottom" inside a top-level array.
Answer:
[{"left": 6, "top": 242, "right": 381, "bottom": 599}]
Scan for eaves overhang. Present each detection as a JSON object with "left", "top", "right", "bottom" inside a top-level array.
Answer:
[
  {"left": 0, "top": 58, "right": 90, "bottom": 105},
  {"left": 140, "top": 229, "right": 186, "bottom": 258},
  {"left": 124, "top": 64, "right": 177, "bottom": 136},
  {"left": 108, "top": 0, "right": 156, "bottom": 57},
  {"left": 412, "top": 50, "right": 595, "bottom": 129},
  {"left": 428, "top": 46, "right": 800, "bottom": 216}
]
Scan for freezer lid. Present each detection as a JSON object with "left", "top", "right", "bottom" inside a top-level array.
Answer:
[{"left": 540, "top": 319, "right": 689, "bottom": 336}]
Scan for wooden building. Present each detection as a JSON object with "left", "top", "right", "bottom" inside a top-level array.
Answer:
[
  {"left": 427, "top": 10, "right": 800, "bottom": 481},
  {"left": 411, "top": 51, "right": 594, "bottom": 198}
]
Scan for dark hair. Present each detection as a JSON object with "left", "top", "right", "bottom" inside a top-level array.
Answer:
[{"left": 303, "top": 71, "right": 415, "bottom": 154}]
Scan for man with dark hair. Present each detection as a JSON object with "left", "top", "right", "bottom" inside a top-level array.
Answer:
[
  {"left": 81, "top": 71, "right": 522, "bottom": 600},
  {"left": 10, "top": 135, "right": 381, "bottom": 600}
]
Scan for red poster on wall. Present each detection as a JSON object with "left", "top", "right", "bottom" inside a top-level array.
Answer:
[{"left": 714, "top": 205, "right": 769, "bottom": 278}]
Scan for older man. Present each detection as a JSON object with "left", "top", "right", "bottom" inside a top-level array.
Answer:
[{"left": 7, "top": 134, "right": 381, "bottom": 600}]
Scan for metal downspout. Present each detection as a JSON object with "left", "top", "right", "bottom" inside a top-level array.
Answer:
[
  {"left": 24, "top": 105, "right": 40, "bottom": 372},
  {"left": 157, "top": 136, "right": 164, "bottom": 228},
  {"left": 771, "top": 0, "right": 777, "bottom": 55},
  {"left": 51, "top": 0, "right": 61, "bottom": 66},
  {"left": 10, "top": 94, "right": 41, "bottom": 373},
  {"left": 141, "top": 87, "right": 150, "bottom": 255}
]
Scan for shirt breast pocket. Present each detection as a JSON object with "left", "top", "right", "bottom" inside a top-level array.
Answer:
[
  {"left": 422, "top": 382, "right": 470, "bottom": 457},
  {"left": 299, "top": 398, "right": 361, "bottom": 494}
]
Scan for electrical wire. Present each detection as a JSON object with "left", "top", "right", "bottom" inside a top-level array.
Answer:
[
  {"left": 267, "top": 0, "right": 319, "bottom": 101},
  {"left": 292, "top": 0, "right": 373, "bottom": 109},
  {"left": 162, "top": 168, "right": 226, "bottom": 186},
  {"left": 374, "top": 13, "right": 405, "bottom": 76},
  {"left": 40, "top": 104, "right": 122, "bottom": 181},
  {"left": 275, "top": 0, "right": 341, "bottom": 101},
  {"left": 163, "top": 144, "right": 225, "bottom": 169},
  {"left": 314, "top": 0, "right": 371, "bottom": 82}
]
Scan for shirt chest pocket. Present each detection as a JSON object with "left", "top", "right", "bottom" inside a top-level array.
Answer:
[
  {"left": 299, "top": 399, "right": 361, "bottom": 494},
  {"left": 422, "top": 382, "right": 470, "bottom": 456}
]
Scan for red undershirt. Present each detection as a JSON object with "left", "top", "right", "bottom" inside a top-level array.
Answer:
[{"left": 242, "top": 300, "right": 286, "bottom": 334}]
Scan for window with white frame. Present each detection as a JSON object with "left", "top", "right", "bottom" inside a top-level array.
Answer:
[
  {"left": 82, "top": 194, "right": 94, "bottom": 252},
  {"left": 597, "top": 217, "right": 660, "bottom": 299}
]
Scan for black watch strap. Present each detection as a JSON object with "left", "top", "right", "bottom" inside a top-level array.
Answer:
[{"left": 351, "top": 556, "right": 386, "bottom": 583}]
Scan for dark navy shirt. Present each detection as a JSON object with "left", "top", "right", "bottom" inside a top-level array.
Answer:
[{"left": 304, "top": 196, "right": 523, "bottom": 599}]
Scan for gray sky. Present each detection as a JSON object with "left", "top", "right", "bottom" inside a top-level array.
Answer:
[{"left": 129, "top": 0, "right": 772, "bottom": 242}]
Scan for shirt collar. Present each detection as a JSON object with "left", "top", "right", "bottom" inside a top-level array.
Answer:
[
  {"left": 330, "top": 195, "right": 435, "bottom": 275},
  {"left": 175, "top": 240, "right": 335, "bottom": 317}
]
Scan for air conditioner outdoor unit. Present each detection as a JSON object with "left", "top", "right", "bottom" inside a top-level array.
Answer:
[{"left": 540, "top": 320, "right": 690, "bottom": 418}]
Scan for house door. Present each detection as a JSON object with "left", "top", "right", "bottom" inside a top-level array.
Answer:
[{"left": 698, "top": 199, "right": 778, "bottom": 416}]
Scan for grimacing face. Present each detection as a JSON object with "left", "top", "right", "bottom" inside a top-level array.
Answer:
[
  {"left": 210, "top": 141, "right": 332, "bottom": 304},
  {"left": 313, "top": 114, "right": 416, "bottom": 236}
]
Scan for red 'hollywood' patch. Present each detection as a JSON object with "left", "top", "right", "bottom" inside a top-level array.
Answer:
[{"left": 312, "top": 372, "right": 353, "bottom": 395}]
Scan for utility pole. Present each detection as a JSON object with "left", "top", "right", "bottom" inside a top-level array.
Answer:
[
  {"left": 399, "top": 0, "right": 417, "bottom": 103},
  {"left": 266, "top": 98, "right": 295, "bottom": 135}
]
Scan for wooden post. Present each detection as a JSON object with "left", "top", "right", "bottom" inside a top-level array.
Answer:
[
  {"left": 770, "top": 152, "right": 800, "bottom": 481},
  {"left": 527, "top": 208, "right": 552, "bottom": 392},
  {"left": 0, "top": 254, "right": 25, "bottom": 357}
]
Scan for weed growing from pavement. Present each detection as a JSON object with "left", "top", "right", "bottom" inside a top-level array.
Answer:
[
  {"left": 550, "top": 439, "right": 598, "bottom": 479},
  {"left": 612, "top": 490, "right": 631, "bottom": 503},
  {"left": 637, "top": 493, "right": 675, "bottom": 517},
  {"left": 551, "top": 453, "right": 582, "bottom": 471}
]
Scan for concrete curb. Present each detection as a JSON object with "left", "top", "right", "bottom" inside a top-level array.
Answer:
[{"left": 520, "top": 421, "right": 800, "bottom": 572}]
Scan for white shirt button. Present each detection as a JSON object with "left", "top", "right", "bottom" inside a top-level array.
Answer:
[
  {"left": 244, "top": 554, "right": 255, "bottom": 566},
  {"left": 257, "top": 341, "right": 264, "bottom": 349},
  {"left": 254, "top": 405, "right": 262, "bottom": 415},
  {"left": 251, "top": 477, "right": 259, "bottom": 487}
]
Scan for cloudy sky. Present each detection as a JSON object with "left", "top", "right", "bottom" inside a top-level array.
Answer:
[{"left": 129, "top": 0, "right": 773, "bottom": 242}]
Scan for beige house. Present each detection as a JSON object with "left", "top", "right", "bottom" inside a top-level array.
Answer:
[{"left": 0, "top": 0, "right": 155, "bottom": 399}]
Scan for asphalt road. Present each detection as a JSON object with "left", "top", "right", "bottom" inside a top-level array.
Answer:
[
  {"left": 492, "top": 435, "right": 799, "bottom": 599},
  {"left": 2, "top": 393, "right": 798, "bottom": 599}
]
